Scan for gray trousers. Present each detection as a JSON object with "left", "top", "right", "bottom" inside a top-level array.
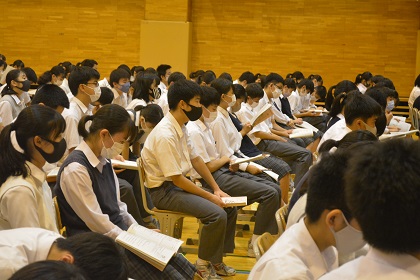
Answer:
[
  {"left": 201, "top": 167, "right": 280, "bottom": 235},
  {"left": 257, "top": 139, "right": 312, "bottom": 186},
  {"left": 149, "top": 181, "right": 237, "bottom": 264}
]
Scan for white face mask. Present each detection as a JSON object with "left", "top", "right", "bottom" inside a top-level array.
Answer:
[
  {"left": 204, "top": 111, "right": 218, "bottom": 123},
  {"left": 226, "top": 94, "right": 236, "bottom": 107},
  {"left": 330, "top": 213, "right": 366, "bottom": 255},
  {"left": 54, "top": 79, "right": 63, "bottom": 87},
  {"left": 250, "top": 101, "right": 259, "bottom": 109},
  {"left": 362, "top": 121, "right": 377, "bottom": 136},
  {"left": 272, "top": 87, "right": 282, "bottom": 99},
  {"left": 140, "top": 121, "right": 153, "bottom": 134},
  {"left": 86, "top": 85, "right": 102, "bottom": 102},
  {"left": 386, "top": 100, "right": 395, "bottom": 111},
  {"left": 130, "top": 75, "right": 135, "bottom": 82},
  {"left": 101, "top": 133, "right": 124, "bottom": 159}
]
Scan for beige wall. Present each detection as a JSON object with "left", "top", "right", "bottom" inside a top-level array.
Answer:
[{"left": 0, "top": 0, "right": 419, "bottom": 96}]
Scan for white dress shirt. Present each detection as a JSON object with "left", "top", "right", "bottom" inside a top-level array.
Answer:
[
  {"left": 317, "top": 119, "right": 352, "bottom": 152},
  {"left": 288, "top": 90, "right": 300, "bottom": 113},
  {"left": 60, "top": 141, "right": 136, "bottom": 239},
  {"left": 141, "top": 112, "right": 195, "bottom": 189},
  {"left": 357, "top": 83, "right": 367, "bottom": 94},
  {"left": 98, "top": 77, "right": 111, "bottom": 89},
  {"left": 249, "top": 219, "right": 338, "bottom": 280},
  {"left": 61, "top": 97, "right": 90, "bottom": 153},
  {"left": 0, "top": 161, "right": 57, "bottom": 232},
  {"left": 111, "top": 88, "right": 128, "bottom": 108},
  {"left": 236, "top": 103, "right": 272, "bottom": 145},
  {"left": 126, "top": 98, "right": 147, "bottom": 110},
  {"left": 0, "top": 228, "right": 61, "bottom": 279},
  {"left": 320, "top": 248, "right": 420, "bottom": 280},
  {"left": 286, "top": 193, "right": 307, "bottom": 229},
  {"left": 0, "top": 94, "right": 25, "bottom": 126},
  {"left": 295, "top": 93, "right": 311, "bottom": 114},
  {"left": 272, "top": 94, "right": 292, "bottom": 124},
  {"left": 408, "top": 86, "right": 420, "bottom": 107},
  {"left": 60, "top": 78, "right": 73, "bottom": 100},
  {"left": 157, "top": 91, "right": 170, "bottom": 116}
]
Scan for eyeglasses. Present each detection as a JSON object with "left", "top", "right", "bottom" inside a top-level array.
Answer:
[{"left": 86, "top": 82, "right": 99, "bottom": 87}]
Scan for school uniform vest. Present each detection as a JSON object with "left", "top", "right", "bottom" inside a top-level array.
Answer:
[
  {"left": 229, "top": 113, "right": 261, "bottom": 157},
  {"left": 0, "top": 94, "right": 22, "bottom": 120},
  {"left": 54, "top": 150, "right": 127, "bottom": 236},
  {"left": 278, "top": 97, "right": 294, "bottom": 119}
]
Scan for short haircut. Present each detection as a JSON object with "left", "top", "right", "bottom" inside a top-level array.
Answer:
[
  {"left": 38, "top": 66, "right": 66, "bottom": 85},
  {"left": 168, "top": 79, "right": 203, "bottom": 110},
  {"left": 345, "top": 139, "right": 420, "bottom": 254},
  {"left": 371, "top": 75, "right": 384, "bottom": 85},
  {"left": 56, "top": 232, "right": 127, "bottom": 280},
  {"left": 144, "top": 67, "right": 157, "bottom": 75},
  {"left": 344, "top": 92, "right": 383, "bottom": 125},
  {"left": 355, "top": 72, "right": 373, "bottom": 84},
  {"left": 189, "top": 70, "right": 205, "bottom": 79},
  {"left": 12, "top": 60, "right": 25, "bottom": 68},
  {"left": 297, "top": 78, "right": 314, "bottom": 93},
  {"left": 414, "top": 74, "right": 420, "bottom": 87},
  {"left": 110, "top": 69, "right": 130, "bottom": 88},
  {"left": 156, "top": 64, "right": 171, "bottom": 79},
  {"left": 245, "top": 83, "right": 264, "bottom": 99},
  {"left": 263, "top": 73, "right": 284, "bottom": 88},
  {"left": 292, "top": 71, "right": 304, "bottom": 81},
  {"left": 200, "top": 86, "right": 220, "bottom": 107},
  {"left": 365, "top": 87, "right": 387, "bottom": 108},
  {"left": 79, "top": 59, "right": 98, "bottom": 68},
  {"left": 239, "top": 71, "right": 255, "bottom": 84},
  {"left": 375, "top": 77, "right": 395, "bottom": 90},
  {"left": 97, "top": 87, "right": 114, "bottom": 105},
  {"left": 31, "top": 84, "right": 70, "bottom": 109},
  {"left": 168, "top": 72, "right": 186, "bottom": 85},
  {"left": 218, "top": 72, "right": 233, "bottom": 82},
  {"left": 135, "top": 103, "right": 164, "bottom": 125},
  {"left": 9, "top": 261, "right": 87, "bottom": 280},
  {"left": 202, "top": 71, "right": 216, "bottom": 85},
  {"left": 305, "top": 150, "right": 353, "bottom": 223},
  {"left": 314, "top": 86, "right": 327, "bottom": 101},
  {"left": 21, "top": 67, "right": 38, "bottom": 84},
  {"left": 117, "top": 64, "right": 131, "bottom": 76},
  {"left": 0, "top": 54, "right": 6, "bottom": 61},
  {"left": 318, "top": 130, "right": 377, "bottom": 154},
  {"left": 233, "top": 84, "right": 246, "bottom": 100},
  {"left": 210, "top": 78, "right": 233, "bottom": 96},
  {"left": 283, "top": 78, "right": 296, "bottom": 90},
  {"left": 68, "top": 66, "right": 100, "bottom": 97}
]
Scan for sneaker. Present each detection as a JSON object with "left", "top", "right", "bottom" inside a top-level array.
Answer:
[
  {"left": 248, "top": 240, "right": 256, "bottom": 258},
  {"left": 195, "top": 261, "right": 221, "bottom": 280},
  {"left": 213, "top": 262, "right": 236, "bottom": 276}
]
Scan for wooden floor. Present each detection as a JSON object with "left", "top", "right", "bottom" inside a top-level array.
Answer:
[{"left": 180, "top": 212, "right": 257, "bottom": 279}]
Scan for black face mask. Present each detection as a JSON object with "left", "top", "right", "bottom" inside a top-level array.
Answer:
[
  {"left": 34, "top": 137, "right": 67, "bottom": 163},
  {"left": 15, "top": 80, "right": 31, "bottom": 92},
  {"left": 183, "top": 103, "right": 203, "bottom": 121}
]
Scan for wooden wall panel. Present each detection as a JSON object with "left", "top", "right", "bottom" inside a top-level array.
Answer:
[
  {"left": 191, "top": 0, "right": 420, "bottom": 96},
  {"left": 145, "top": 0, "right": 190, "bottom": 21},
  {"left": 0, "top": 0, "right": 145, "bottom": 80}
]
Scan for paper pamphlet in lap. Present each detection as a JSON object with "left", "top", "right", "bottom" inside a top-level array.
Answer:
[
  {"left": 295, "top": 121, "right": 319, "bottom": 132},
  {"left": 116, "top": 224, "right": 183, "bottom": 271},
  {"left": 230, "top": 154, "right": 270, "bottom": 165},
  {"left": 221, "top": 196, "right": 247, "bottom": 207},
  {"left": 289, "top": 128, "right": 314, "bottom": 139},
  {"left": 111, "top": 159, "right": 138, "bottom": 170},
  {"left": 47, "top": 167, "right": 60, "bottom": 178},
  {"left": 378, "top": 130, "right": 418, "bottom": 141},
  {"left": 250, "top": 162, "right": 280, "bottom": 181},
  {"left": 389, "top": 116, "right": 411, "bottom": 132},
  {"left": 250, "top": 104, "right": 273, "bottom": 127}
]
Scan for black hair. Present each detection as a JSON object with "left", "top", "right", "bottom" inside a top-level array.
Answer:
[
  {"left": 78, "top": 59, "right": 98, "bottom": 68},
  {"left": 365, "top": 87, "right": 387, "bottom": 109},
  {"left": 117, "top": 64, "right": 131, "bottom": 76},
  {"left": 218, "top": 72, "right": 233, "bottom": 82},
  {"left": 110, "top": 69, "right": 130, "bottom": 88},
  {"left": 325, "top": 85, "right": 336, "bottom": 111},
  {"left": 355, "top": 71, "right": 372, "bottom": 84},
  {"left": 21, "top": 67, "right": 38, "bottom": 84},
  {"left": 375, "top": 77, "right": 395, "bottom": 90},
  {"left": 0, "top": 54, "right": 6, "bottom": 61},
  {"left": 313, "top": 74, "right": 323, "bottom": 85},
  {"left": 263, "top": 73, "right": 284, "bottom": 88},
  {"left": 0, "top": 60, "right": 7, "bottom": 69},
  {"left": 245, "top": 83, "right": 264, "bottom": 99},
  {"left": 379, "top": 86, "right": 399, "bottom": 106},
  {"left": 38, "top": 66, "right": 66, "bottom": 85},
  {"left": 285, "top": 73, "right": 293, "bottom": 79},
  {"left": 132, "top": 73, "right": 160, "bottom": 102},
  {"left": 344, "top": 91, "right": 383, "bottom": 125},
  {"left": 189, "top": 70, "right": 205, "bottom": 79},
  {"left": 200, "top": 86, "right": 220, "bottom": 107},
  {"left": 0, "top": 105, "right": 66, "bottom": 185},
  {"left": 318, "top": 130, "right": 378, "bottom": 153},
  {"left": 345, "top": 139, "right": 420, "bottom": 254},
  {"left": 56, "top": 232, "right": 127, "bottom": 280},
  {"left": 144, "top": 67, "right": 157, "bottom": 75},
  {"left": 31, "top": 84, "right": 70, "bottom": 109},
  {"left": 233, "top": 84, "right": 246, "bottom": 100},
  {"left": 335, "top": 80, "right": 358, "bottom": 96},
  {"left": 307, "top": 74, "right": 315, "bottom": 80},
  {"left": 210, "top": 78, "right": 233, "bottom": 96},
  {"left": 297, "top": 78, "right": 314, "bottom": 93},
  {"left": 329, "top": 92, "right": 351, "bottom": 119},
  {"left": 2, "top": 69, "right": 24, "bottom": 96},
  {"left": 371, "top": 75, "right": 384, "bottom": 85},
  {"left": 12, "top": 60, "right": 25, "bottom": 69},
  {"left": 283, "top": 78, "right": 296, "bottom": 90},
  {"left": 305, "top": 150, "right": 353, "bottom": 223},
  {"left": 64, "top": 64, "right": 76, "bottom": 78},
  {"left": 414, "top": 74, "right": 420, "bottom": 87},
  {"left": 238, "top": 71, "right": 255, "bottom": 84},
  {"left": 9, "top": 261, "right": 88, "bottom": 280},
  {"left": 131, "top": 66, "right": 145, "bottom": 76},
  {"left": 202, "top": 71, "right": 216, "bottom": 85},
  {"left": 156, "top": 64, "right": 171, "bottom": 79},
  {"left": 314, "top": 85, "right": 327, "bottom": 101},
  {"left": 97, "top": 87, "right": 114, "bottom": 105},
  {"left": 167, "top": 72, "right": 186, "bottom": 85},
  {"left": 168, "top": 79, "right": 203, "bottom": 110},
  {"left": 68, "top": 66, "right": 100, "bottom": 97},
  {"left": 78, "top": 104, "right": 137, "bottom": 142},
  {"left": 135, "top": 103, "right": 164, "bottom": 125},
  {"left": 59, "top": 61, "right": 72, "bottom": 70},
  {"left": 292, "top": 71, "right": 304, "bottom": 81}
]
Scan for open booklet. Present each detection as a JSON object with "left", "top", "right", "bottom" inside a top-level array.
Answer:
[
  {"left": 250, "top": 104, "right": 273, "bottom": 127},
  {"left": 389, "top": 116, "right": 411, "bottom": 132},
  {"left": 221, "top": 196, "right": 247, "bottom": 207},
  {"left": 379, "top": 130, "right": 418, "bottom": 141},
  {"left": 116, "top": 224, "right": 183, "bottom": 271},
  {"left": 230, "top": 154, "right": 269, "bottom": 165},
  {"left": 295, "top": 121, "right": 319, "bottom": 132},
  {"left": 110, "top": 159, "right": 138, "bottom": 170},
  {"left": 289, "top": 128, "right": 314, "bottom": 139}
]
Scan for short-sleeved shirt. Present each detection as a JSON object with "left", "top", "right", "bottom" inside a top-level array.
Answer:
[{"left": 61, "top": 97, "right": 90, "bottom": 152}]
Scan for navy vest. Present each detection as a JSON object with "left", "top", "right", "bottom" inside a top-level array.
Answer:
[
  {"left": 229, "top": 113, "right": 261, "bottom": 157},
  {"left": 54, "top": 150, "right": 127, "bottom": 236}
]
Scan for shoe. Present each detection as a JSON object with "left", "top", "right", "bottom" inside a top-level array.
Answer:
[
  {"left": 195, "top": 261, "right": 221, "bottom": 280},
  {"left": 213, "top": 262, "right": 236, "bottom": 276},
  {"left": 248, "top": 240, "right": 256, "bottom": 258}
]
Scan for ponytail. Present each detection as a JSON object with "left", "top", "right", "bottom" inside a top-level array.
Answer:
[
  {"left": 329, "top": 92, "right": 347, "bottom": 118},
  {"left": 38, "top": 71, "right": 53, "bottom": 85},
  {"left": 78, "top": 115, "right": 95, "bottom": 139},
  {"left": 355, "top": 74, "right": 363, "bottom": 84}
]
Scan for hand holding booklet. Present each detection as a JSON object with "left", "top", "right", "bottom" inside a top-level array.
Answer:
[
  {"left": 111, "top": 159, "right": 138, "bottom": 170},
  {"left": 289, "top": 128, "right": 314, "bottom": 139},
  {"left": 221, "top": 196, "right": 247, "bottom": 207},
  {"left": 250, "top": 104, "right": 273, "bottom": 127},
  {"left": 230, "top": 154, "right": 269, "bottom": 165},
  {"left": 116, "top": 224, "right": 183, "bottom": 271}
]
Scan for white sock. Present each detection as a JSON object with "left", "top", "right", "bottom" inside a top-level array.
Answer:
[{"left": 250, "top": 234, "right": 260, "bottom": 245}]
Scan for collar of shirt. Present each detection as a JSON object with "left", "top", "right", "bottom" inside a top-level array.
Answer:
[
  {"left": 111, "top": 87, "right": 120, "bottom": 99},
  {"left": 158, "top": 81, "right": 167, "bottom": 91},
  {"left": 25, "top": 161, "right": 46, "bottom": 184},
  {"left": 73, "top": 97, "right": 89, "bottom": 114},
  {"left": 367, "top": 248, "right": 420, "bottom": 276},
  {"left": 262, "top": 90, "right": 270, "bottom": 103},
  {"left": 244, "top": 102, "right": 255, "bottom": 113},
  {"left": 196, "top": 119, "right": 209, "bottom": 132},
  {"left": 76, "top": 140, "right": 107, "bottom": 172},
  {"left": 217, "top": 106, "right": 230, "bottom": 118},
  {"left": 167, "top": 112, "right": 184, "bottom": 139},
  {"left": 10, "top": 94, "right": 23, "bottom": 106}
]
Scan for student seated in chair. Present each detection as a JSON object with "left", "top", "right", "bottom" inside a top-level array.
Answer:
[
  {"left": 320, "top": 139, "right": 420, "bottom": 280},
  {"left": 249, "top": 150, "right": 366, "bottom": 280}
]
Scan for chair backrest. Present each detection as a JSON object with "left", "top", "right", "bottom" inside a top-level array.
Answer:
[
  {"left": 412, "top": 108, "right": 419, "bottom": 130},
  {"left": 136, "top": 158, "right": 156, "bottom": 216},
  {"left": 53, "top": 196, "right": 66, "bottom": 237},
  {"left": 253, "top": 232, "right": 276, "bottom": 260},
  {"left": 275, "top": 205, "right": 288, "bottom": 237}
]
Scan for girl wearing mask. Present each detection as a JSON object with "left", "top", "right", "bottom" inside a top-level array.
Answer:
[
  {"left": 126, "top": 73, "right": 161, "bottom": 110},
  {"left": 0, "top": 105, "right": 66, "bottom": 231},
  {"left": 0, "top": 69, "right": 31, "bottom": 126},
  {"left": 37, "top": 66, "right": 66, "bottom": 87}
]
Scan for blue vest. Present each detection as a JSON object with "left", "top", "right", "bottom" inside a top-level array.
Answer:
[
  {"left": 229, "top": 113, "right": 261, "bottom": 157},
  {"left": 54, "top": 150, "right": 127, "bottom": 236}
]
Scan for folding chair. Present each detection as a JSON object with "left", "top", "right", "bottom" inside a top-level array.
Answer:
[
  {"left": 53, "top": 196, "right": 66, "bottom": 237},
  {"left": 253, "top": 232, "right": 276, "bottom": 260}
]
